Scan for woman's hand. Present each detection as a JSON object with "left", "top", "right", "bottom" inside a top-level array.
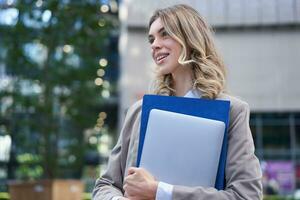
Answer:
[{"left": 123, "top": 167, "right": 158, "bottom": 200}]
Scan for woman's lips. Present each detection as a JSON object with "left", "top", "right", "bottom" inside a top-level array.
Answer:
[{"left": 156, "top": 53, "right": 169, "bottom": 64}]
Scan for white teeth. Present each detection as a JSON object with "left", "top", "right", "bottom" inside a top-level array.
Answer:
[
  {"left": 158, "top": 55, "right": 164, "bottom": 60},
  {"left": 156, "top": 54, "right": 168, "bottom": 62}
]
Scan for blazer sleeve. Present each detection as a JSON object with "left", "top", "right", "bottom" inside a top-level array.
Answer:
[
  {"left": 92, "top": 101, "right": 142, "bottom": 200},
  {"left": 172, "top": 100, "right": 263, "bottom": 200}
]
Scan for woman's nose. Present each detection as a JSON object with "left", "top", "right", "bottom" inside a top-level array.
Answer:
[{"left": 151, "top": 38, "right": 162, "bottom": 50}]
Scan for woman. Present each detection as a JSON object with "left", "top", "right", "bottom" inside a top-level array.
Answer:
[{"left": 93, "top": 4, "right": 263, "bottom": 200}]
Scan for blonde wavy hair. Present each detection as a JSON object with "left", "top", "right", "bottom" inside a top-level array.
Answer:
[{"left": 149, "top": 4, "right": 226, "bottom": 99}]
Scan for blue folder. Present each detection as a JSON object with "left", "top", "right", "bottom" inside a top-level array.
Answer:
[{"left": 136, "top": 94, "right": 230, "bottom": 190}]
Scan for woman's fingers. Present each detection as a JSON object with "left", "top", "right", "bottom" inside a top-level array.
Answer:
[{"left": 127, "top": 167, "right": 138, "bottom": 175}]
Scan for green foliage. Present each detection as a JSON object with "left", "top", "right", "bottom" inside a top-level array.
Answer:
[
  {"left": 15, "top": 153, "right": 43, "bottom": 180},
  {"left": 264, "top": 195, "right": 296, "bottom": 200},
  {"left": 0, "top": 0, "right": 119, "bottom": 179}
]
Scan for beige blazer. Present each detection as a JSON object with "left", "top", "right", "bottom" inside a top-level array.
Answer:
[{"left": 92, "top": 93, "right": 263, "bottom": 200}]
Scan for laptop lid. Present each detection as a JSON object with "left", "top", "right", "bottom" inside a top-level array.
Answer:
[{"left": 139, "top": 109, "right": 225, "bottom": 187}]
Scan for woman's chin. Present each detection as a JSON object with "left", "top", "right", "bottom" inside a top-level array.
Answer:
[
  {"left": 157, "top": 69, "right": 169, "bottom": 76},
  {"left": 155, "top": 66, "right": 169, "bottom": 76}
]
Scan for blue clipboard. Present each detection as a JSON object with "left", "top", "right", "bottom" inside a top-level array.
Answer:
[{"left": 136, "top": 94, "right": 230, "bottom": 190}]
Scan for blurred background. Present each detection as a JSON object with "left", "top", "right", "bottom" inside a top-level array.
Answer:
[{"left": 0, "top": 0, "right": 300, "bottom": 199}]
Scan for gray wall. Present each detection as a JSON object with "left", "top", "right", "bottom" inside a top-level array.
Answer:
[
  {"left": 215, "top": 29, "right": 300, "bottom": 112},
  {"left": 123, "top": 0, "right": 300, "bottom": 27}
]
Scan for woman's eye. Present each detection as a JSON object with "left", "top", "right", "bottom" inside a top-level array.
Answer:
[
  {"left": 161, "top": 31, "right": 168, "bottom": 37},
  {"left": 148, "top": 38, "right": 154, "bottom": 44}
]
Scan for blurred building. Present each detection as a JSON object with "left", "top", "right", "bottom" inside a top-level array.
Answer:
[{"left": 119, "top": 0, "right": 300, "bottom": 194}]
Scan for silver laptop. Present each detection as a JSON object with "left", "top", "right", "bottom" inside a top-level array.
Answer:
[{"left": 139, "top": 109, "right": 225, "bottom": 187}]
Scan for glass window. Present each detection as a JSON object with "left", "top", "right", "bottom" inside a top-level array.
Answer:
[
  {"left": 262, "top": 113, "right": 290, "bottom": 160},
  {"left": 295, "top": 117, "right": 300, "bottom": 147},
  {"left": 250, "top": 112, "right": 292, "bottom": 160},
  {"left": 250, "top": 114, "right": 262, "bottom": 158},
  {"left": 295, "top": 122, "right": 300, "bottom": 162},
  {"left": 262, "top": 124, "right": 290, "bottom": 150}
]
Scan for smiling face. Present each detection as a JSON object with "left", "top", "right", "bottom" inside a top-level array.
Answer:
[{"left": 148, "top": 18, "right": 183, "bottom": 76}]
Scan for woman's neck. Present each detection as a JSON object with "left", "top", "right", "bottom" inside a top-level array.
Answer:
[{"left": 172, "top": 66, "right": 193, "bottom": 97}]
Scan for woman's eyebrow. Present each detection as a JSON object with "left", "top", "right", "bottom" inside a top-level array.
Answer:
[
  {"left": 148, "top": 27, "right": 165, "bottom": 39},
  {"left": 149, "top": 27, "right": 165, "bottom": 36},
  {"left": 158, "top": 27, "right": 165, "bottom": 34}
]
